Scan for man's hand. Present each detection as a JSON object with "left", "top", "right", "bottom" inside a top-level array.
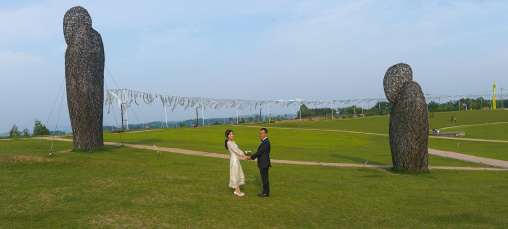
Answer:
[{"left": 246, "top": 156, "right": 252, "bottom": 160}]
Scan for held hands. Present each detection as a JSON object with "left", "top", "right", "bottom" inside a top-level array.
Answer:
[{"left": 246, "top": 156, "right": 252, "bottom": 160}]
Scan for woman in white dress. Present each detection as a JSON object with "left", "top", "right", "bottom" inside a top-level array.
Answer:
[{"left": 225, "top": 129, "right": 248, "bottom": 196}]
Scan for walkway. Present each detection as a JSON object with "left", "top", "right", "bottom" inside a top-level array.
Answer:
[
  {"left": 237, "top": 125, "right": 508, "bottom": 143},
  {"left": 38, "top": 136, "right": 507, "bottom": 171},
  {"left": 237, "top": 125, "right": 508, "bottom": 169},
  {"left": 439, "top": 121, "right": 508, "bottom": 130}
]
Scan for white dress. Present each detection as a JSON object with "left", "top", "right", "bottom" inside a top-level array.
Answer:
[{"left": 227, "top": 141, "right": 245, "bottom": 188}]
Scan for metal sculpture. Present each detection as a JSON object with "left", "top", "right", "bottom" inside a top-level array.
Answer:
[
  {"left": 383, "top": 63, "right": 428, "bottom": 171},
  {"left": 63, "top": 6, "right": 104, "bottom": 150}
]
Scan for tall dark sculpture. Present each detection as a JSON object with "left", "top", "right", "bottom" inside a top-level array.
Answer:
[
  {"left": 383, "top": 63, "right": 428, "bottom": 171},
  {"left": 63, "top": 6, "right": 104, "bottom": 150}
]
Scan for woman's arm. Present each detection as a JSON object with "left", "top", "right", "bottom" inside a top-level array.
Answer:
[{"left": 228, "top": 141, "right": 246, "bottom": 157}]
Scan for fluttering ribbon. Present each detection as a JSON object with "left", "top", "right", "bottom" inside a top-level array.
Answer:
[{"left": 105, "top": 88, "right": 497, "bottom": 113}]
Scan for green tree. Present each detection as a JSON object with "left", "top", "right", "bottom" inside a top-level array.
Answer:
[
  {"left": 22, "top": 128, "right": 30, "bottom": 137},
  {"left": 179, "top": 123, "right": 185, "bottom": 127},
  {"left": 33, "top": 119, "right": 50, "bottom": 136},
  {"left": 297, "top": 104, "right": 316, "bottom": 118},
  {"left": 248, "top": 117, "right": 254, "bottom": 122},
  {"left": 228, "top": 117, "right": 233, "bottom": 124},
  {"left": 213, "top": 121, "right": 220, "bottom": 125},
  {"left": 9, "top": 124, "right": 21, "bottom": 137},
  {"left": 428, "top": 101, "right": 439, "bottom": 112}
]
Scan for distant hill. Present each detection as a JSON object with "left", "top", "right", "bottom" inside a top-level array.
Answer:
[{"left": 0, "top": 132, "right": 8, "bottom": 137}]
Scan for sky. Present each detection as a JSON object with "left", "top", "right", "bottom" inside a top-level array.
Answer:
[{"left": 1, "top": 0, "right": 507, "bottom": 134}]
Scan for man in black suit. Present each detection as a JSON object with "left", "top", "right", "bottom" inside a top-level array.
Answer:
[{"left": 247, "top": 128, "right": 271, "bottom": 197}]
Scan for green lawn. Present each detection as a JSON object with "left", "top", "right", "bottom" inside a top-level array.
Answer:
[
  {"left": 236, "top": 109, "right": 508, "bottom": 163},
  {"left": 246, "top": 115, "right": 390, "bottom": 134},
  {"left": 1, "top": 139, "right": 507, "bottom": 228},
  {"left": 428, "top": 109, "right": 508, "bottom": 130},
  {"left": 102, "top": 126, "right": 486, "bottom": 168},
  {"left": 428, "top": 138, "right": 508, "bottom": 162},
  {"left": 440, "top": 122, "right": 508, "bottom": 141},
  {"left": 243, "top": 109, "right": 508, "bottom": 135}
]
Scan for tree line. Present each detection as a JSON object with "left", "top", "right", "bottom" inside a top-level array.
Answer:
[
  {"left": 8, "top": 119, "right": 51, "bottom": 138},
  {"left": 295, "top": 98, "right": 507, "bottom": 119},
  {"left": 8, "top": 98, "right": 505, "bottom": 136}
]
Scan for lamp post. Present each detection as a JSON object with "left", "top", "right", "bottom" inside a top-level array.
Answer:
[
  {"left": 267, "top": 102, "right": 270, "bottom": 123},
  {"left": 330, "top": 101, "right": 334, "bottom": 119},
  {"left": 196, "top": 107, "right": 199, "bottom": 127},
  {"left": 299, "top": 103, "right": 302, "bottom": 121},
  {"left": 164, "top": 105, "right": 168, "bottom": 128},
  {"left": 291, "top": 107, "right": 294, "bottom": 122},
  {"left": 121, "top": 102, "right": 126, "bottom": 131}
]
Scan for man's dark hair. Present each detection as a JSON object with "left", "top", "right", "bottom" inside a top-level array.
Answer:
[{"left": 260, "top": 128, "right": 268, "bottom": 134}]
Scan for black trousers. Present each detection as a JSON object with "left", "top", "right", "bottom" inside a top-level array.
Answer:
[{"left": 260, "top": 168, "right": 269, "bottom": 195}]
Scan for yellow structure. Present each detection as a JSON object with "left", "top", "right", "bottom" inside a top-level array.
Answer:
[{"left": 493, "top": 82, "right": 497, "bottom": 109}]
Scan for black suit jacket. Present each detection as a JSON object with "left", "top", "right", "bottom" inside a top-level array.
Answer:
[{"left": 250, "top": 137, "right": 271, "bottom": 168}]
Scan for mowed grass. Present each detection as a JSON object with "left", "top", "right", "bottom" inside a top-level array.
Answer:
[
  {"left": 428, "top": 138, "right": 508, "bottom": 162},
  {"left": 441, "top": 122, "right": 508, "bottom": 141},
  {"left": 246, "top": 115, "right": 391, "bottom": 134},
  {"left": 1, "top": 139, "right": 507, "bottom": 228},
  {"left": 428, "top": 109, "right": 508, "bottom": 130},
  {"left": 238, "top": 109, "right": 508, "bottom": 163},
  {"left": 244, "top": 109, "right": 508, "bottom": 135},
  {"left": 102, "top": 126, "right": 486, "bottom": 168}
]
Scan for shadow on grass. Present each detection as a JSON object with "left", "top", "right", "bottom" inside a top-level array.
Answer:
[
  {"left": 71, "top": 145, "right": 121, "bottom": 153},
  {"left": 330, "top": 153, "right": 385, "bottom": 165},
  {"left": 245, "top": 175, "right": 263, "bottom": 193},
  {"left": 125, "top": 138, "right": 163, "bottom": 145},
  {"left": 173, "top": 162, "right": 195, "bottom": 166},
  {"left": 431, "top": 211, "right": 492, "bottom": 224},
  {"left": 390, "top": 168, "right": 433, "bottom": 176}
]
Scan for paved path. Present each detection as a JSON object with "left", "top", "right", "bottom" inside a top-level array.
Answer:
[
  {"left": 429, "top": 135, "right": 508, "bottom": 143},
  {"left": 237, "top": 125, "right": 508, "bottom": 143},
  {"left": 37, "top": 136, "right": 507, "bottom": 171},
  {"left": 439, "top": 121, "right": 508, "bottom": 130},
  {"left": 236, "top": 125, "right": 508, "bottom": 169},
  {"left": 428, "top": 148, "right": 508, "bottom": 169}
]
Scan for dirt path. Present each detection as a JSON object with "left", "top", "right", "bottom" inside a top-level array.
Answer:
[{"left": 37, "top": 136, "right": 507, "bottom": 171}]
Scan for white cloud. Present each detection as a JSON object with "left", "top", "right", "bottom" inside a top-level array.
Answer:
[
  {"left": 0, "top": 3, "right": 65, "bottom": 43},
  {"left": 0, "top": 50, "right": 42, "bottom": 64}
]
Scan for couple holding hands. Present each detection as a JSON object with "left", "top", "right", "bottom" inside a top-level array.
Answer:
[{"left": 225, "top": 128, "right": 271, "bottom": 197}]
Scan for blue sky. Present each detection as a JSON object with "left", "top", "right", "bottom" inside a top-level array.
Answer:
[{"left": 1, "top": 0, "right": 507, "bottom": 133}]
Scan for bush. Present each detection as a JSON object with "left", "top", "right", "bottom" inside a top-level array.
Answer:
[
  {"left": 9, "top": 125, "right": 21, "bottom": 137},
  {"left": 33, "top": 119, "right": 50, "bottom": 136}
]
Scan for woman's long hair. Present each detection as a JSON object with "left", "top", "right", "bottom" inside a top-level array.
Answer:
[{"left": 225, "top": 129, "right": 233, "bottom": 149}]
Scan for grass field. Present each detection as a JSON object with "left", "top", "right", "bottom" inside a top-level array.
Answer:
[
  {"left": 427, "top": 109, "right": 508, "bottom": 130},
  {"left": 442, "top": 122, "right": 508, "bottom": 141},
  {"left": 1, "top": 139, "right": 507, "bottom": 228},
  {"left": 101, "top": 126, "right": 486, "bottom": 168},
  {"left": 243, "top": 109, "right": 508, "bottom": 135},
  {"left": 240, "top": 109, "right": 508, "bottom": 162},
  {"left": 1, "top": 109, "right": 507, "bottom": 227}
]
